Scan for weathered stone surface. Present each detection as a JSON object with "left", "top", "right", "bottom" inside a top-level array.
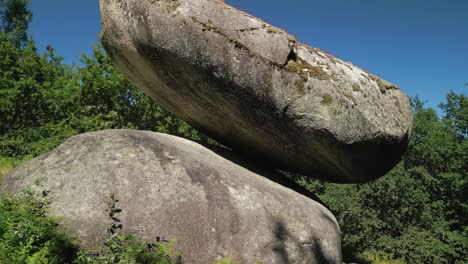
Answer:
[
  {"left": 1, "top": 130, "right": 342, "bottom": 264},
  {"left": 99, "top": 0, "right": 412, "bottom": 183}
]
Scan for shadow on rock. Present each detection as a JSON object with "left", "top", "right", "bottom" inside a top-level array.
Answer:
[
  {"left": 272, "top": 218, "right": 338, "bottom": 264},
  {"left": 195, "top": 140, "right": 328, "bottom": 207}
]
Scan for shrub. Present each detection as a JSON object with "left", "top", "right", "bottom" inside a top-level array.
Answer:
[
  {"left": 0, "top": 192, "right": 182, "bottom": 264},
  {"left": 0, "top": 191, "right": 77, "bottom": 264},
  {"left": 75, "top": 235, "right": 181, "bottom": 264}
]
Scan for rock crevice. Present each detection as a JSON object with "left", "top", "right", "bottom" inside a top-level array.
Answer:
[
  {"left": 1, "top": 130, "right": 342, "bottom": 263},
  {"left": 99, "top": 0, "right": 413, "bottom": 183}
]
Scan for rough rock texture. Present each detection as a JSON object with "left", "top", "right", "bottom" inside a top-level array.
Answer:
[
  {"left": 99, "top": 0, "right": 413, "bottom": 183},
  {"left": 1, "top": 130, "right": 342, "bottom": 264}
]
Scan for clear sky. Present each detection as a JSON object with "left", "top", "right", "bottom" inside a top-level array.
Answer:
[{"left": 28, "top": 0, "right": 467, "bottom": 112}]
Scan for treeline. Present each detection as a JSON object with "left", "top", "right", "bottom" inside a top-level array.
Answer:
[
  {"left": 0, "top": 39, "right": 209, "bottom": 158},
  {"left": 295, "top": 93, "right": 467, "bottom": 263},
  {"left": 0, "top": 1, "right": 208, "bottom": 160},
  {"left": 0, "top": 1, "right": 466, "bottom": 263}
]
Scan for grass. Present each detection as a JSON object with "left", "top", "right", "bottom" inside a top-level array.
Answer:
[
  {"left": 0, "top": 157, "right": 25, "bottom": 183},
  {"left": 0, "top": 166, "right": 11, "bottom": 178},
  {"left": 0, "top": 156, "right": 33, "bottom": 184}
]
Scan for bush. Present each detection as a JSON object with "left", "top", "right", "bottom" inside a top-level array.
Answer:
[
  {"left": 0, "top": 192, "right": 182, "bottom": 264},
  {"left": 0, "top": 191, "right": 77, "bottom": 264},
  {"left": 294, "top": 95, "right": 467, "bottom": 263},
  {"left": 75, "top": 235, "right": 181, "bottom": 264}
]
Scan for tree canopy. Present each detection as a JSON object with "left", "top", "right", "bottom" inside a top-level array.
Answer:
[
  {"left": 294, "top": 94, "right": 467, "bottom": 263},
  {"left": 0, "top": 0, "right": 31, "bottom": 45},
  {"left": 0, "top": 2, "right": 466, "bottom": 263}
]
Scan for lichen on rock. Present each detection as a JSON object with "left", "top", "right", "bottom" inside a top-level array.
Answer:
[
  {"left": 1, "top": 130, "right": 343, "bottom": 264},
  {"left": 99, "top": 0, "right": 413, "bottom": 183}
]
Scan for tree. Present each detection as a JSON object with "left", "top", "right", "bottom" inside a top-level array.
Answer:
[
  {"left": 0, "top": 38, "right": 213, "bottom": 158},
  {"left": 0, "top": 0, "right": 31, "bottom": 46},
  {"left": 439, "top": 90, "right": 467, "bottom": 138},
  {"left": 75, "top": 44, "right": 211, "bottom": 142},
  {"left": 297, "top": 91, "right": 467, "bottom": 263},
  {"left": 0, "top": 20, "right": 81, "bottom": 157},
  {"left": 1, "top": 2, "right": 466, "bottom": 262}
]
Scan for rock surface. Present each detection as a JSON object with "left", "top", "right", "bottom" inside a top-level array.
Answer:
[
  {"left": 99, "top": 0, "right": 412, "bottom": 183},
  {"left": 1, "top": 130, "right": 342, "bottom": 264}
]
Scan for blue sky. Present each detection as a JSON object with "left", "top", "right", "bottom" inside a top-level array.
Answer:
[{"left": 29, "top": 0, "right": 467, "bottom": 112}]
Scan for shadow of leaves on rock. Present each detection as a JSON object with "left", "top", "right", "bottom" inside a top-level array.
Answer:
[{"left": 271, "top": 218, "right": 338, "bottom": 264}]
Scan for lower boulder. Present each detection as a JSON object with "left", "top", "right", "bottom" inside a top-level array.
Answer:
[{"left": 1, "top": 130, "right": 341, "bottom": 263}]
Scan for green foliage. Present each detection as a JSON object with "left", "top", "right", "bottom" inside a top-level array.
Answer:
[
  {"left": 0, "top": 192, "right": 78, "bottom": 264},
  {"left": 75, "top": 236, "right": 181, "bottom": 264},
  {"left": 439, "top": 91, "right": 467, "bottom": 138},
  {"left": 0, "top": 5, "right": 203, "bottom": 262},
  {"left": 298, "top": 92, "right": 467, "bottom": 263},
  {"left": 0, "top": 0, "right": 215, "bottom": 160},
  {"left": 0, "top": 29, "right": 80, "bottom": 158},
  {"left": 0, "top": 192, "right": 182, "bottom": 264},
  {"left": 213, "top": 257, "right": 240, "bottom": 264},
  {"left": 0, "top": 1, "right": 466, "bottom": 263},
  {"left": 355, "top": 253, "right": 404, "bottom": 264},
  {"left": 212, "top": 258, "right": 264, "bottom": 264},
  {"left": 0, "top": 0, "right": 32, "bottom": 45},
  {"left": 0, "top": 157, "right": 28, "bottom": 185},
  {"left": 0, "top": 33, "right": 214, "bottom": 159},
  {"left": 75, "top": 44, "right": 212, "bottom": 144}
]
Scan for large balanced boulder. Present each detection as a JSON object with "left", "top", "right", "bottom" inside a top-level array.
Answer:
[
  {"left": 1, "top": 130, "right": 342, "bottom": 264},
  {"left": 99, "top": 0, "right": 412, "bottom": 183}
]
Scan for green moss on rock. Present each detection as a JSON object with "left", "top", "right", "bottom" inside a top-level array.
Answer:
[
  {"left": 286, "top": 58, "right": 330, "bottom": 81},
  {"left": 321, "top": 95, "right": 333, "bottom": 105},
  {"left": 369, "top": 75, "right": 400, "bottom": 93},
  {"left": 295, "top": 79, "right": 306, "bottom": 95},
  {"left": 352, "top": 84, "right": 361, "bottom": 92}
]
